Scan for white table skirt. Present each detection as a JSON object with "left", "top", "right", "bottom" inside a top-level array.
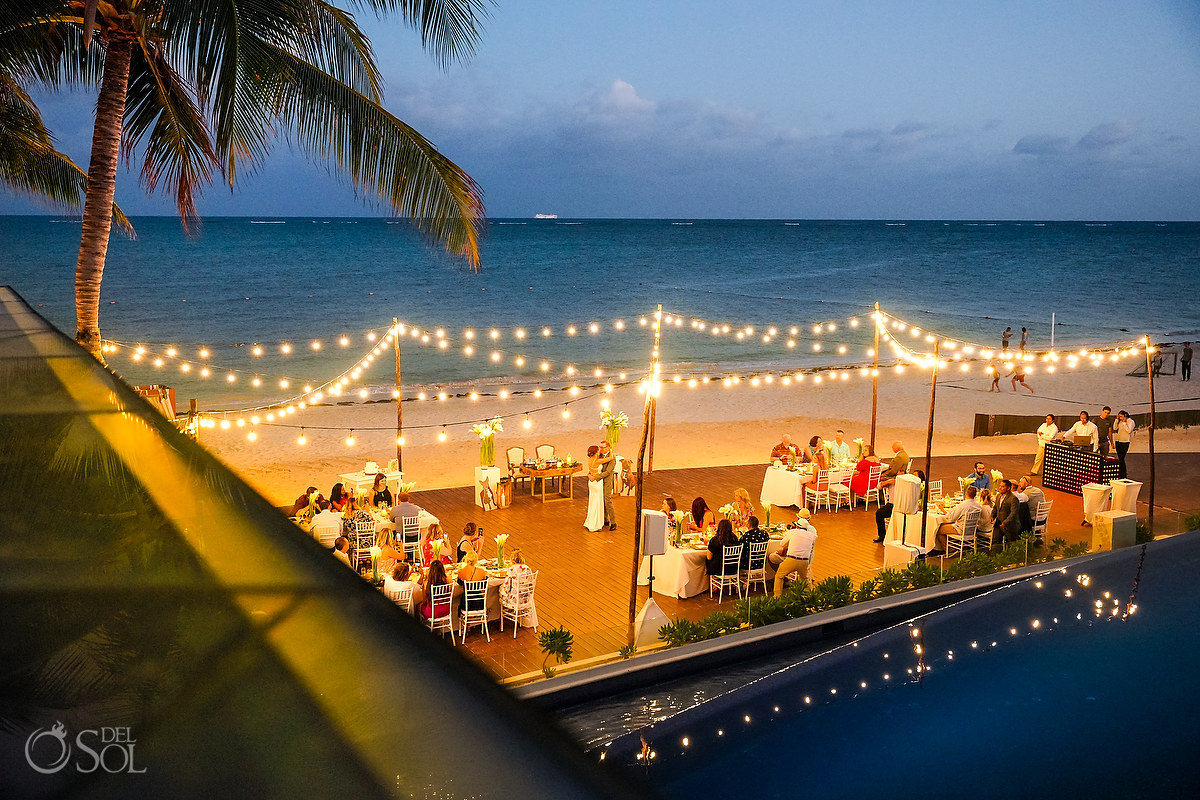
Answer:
[
  {"left": 885, "top": 510, "right": 947, "bottom": 550},
  {"left": 1081, "top": 483, "right": 1112, "bottom": 524},
  {"left": 760, "top": 467, "right": 811, "bottom": 508}
]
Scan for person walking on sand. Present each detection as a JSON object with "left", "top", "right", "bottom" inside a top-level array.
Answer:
[
  {"left": 1182, "top": 342, "right": 1193, "bottom": 381},
  {"left": 1019, "top": 327, "right": 1028, "bottom": 351},
  {"left": 1001, "top": 326, "right": 1013, "bottom": 351},
  {"left": 989, "top": 362, "right": 1002, "bottom": 392},
  {"left": 1008, "top": 365, "right": 1033, "bottom": 393}
]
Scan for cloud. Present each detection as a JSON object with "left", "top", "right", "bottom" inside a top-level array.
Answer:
[
  {"left": 1013, "top": 134, "right": 1071, "bottom": 156},
  {"left": 597, "top": 79, "right": 655, "bottom": 113}
]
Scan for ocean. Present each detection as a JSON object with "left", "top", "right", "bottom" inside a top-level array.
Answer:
[{"left": 2, "top": 217, "right": 1198, "bottom": 407}]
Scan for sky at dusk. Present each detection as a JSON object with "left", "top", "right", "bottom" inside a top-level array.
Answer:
[{"left": 4, "top": 0, "right": 1200, "bottom": 220}]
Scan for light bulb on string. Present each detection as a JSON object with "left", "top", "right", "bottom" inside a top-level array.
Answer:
[
  {"left": 345, "top": 430, "right": 356, "bottom": 447},
  {"left": 437, "top": 427, "right": 448, "bottom": 442},
  {"left": 297, "top": 429, "right": 307, "bottom": 446},
  {"left": 523, "top": 416, "right": 532, "bottom": 429}
]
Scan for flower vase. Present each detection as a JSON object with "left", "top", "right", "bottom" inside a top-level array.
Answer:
[
  {"left": 480, "top": 437, "right": 495, "bottom": 467},
  {"left": 605, "top": 426, "right": 620, "bottom": 449},
  {"left": 496, "top": 543, "right": 505, "bottom": 569},
  {"left": 371, "top": 556, "right": 380, "bottom": 585}
]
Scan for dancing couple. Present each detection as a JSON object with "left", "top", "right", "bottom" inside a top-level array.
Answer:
[{"left": 584, "top": 440, "right": 617, "bottom": 532}]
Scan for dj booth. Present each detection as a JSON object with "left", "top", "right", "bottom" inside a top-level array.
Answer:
[{"left": 1042, "top": 441, "right": 1120, "bottom": 496}]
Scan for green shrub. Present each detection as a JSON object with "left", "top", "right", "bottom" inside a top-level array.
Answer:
[
  {"left": 538, "top": 625, "right": 574, "bottom": 678},
  {"left": 658, "top": 618, "right": 703, "bottom": 647},
  {"left": 737, "top": 595, "right": 793, "bottom": 627},
  {"left": 1062, "top": 541, "right": 1090, "bottom": 558},
  {"left": 875, "top": 568, "right": 910, "bottom": 597},
  {"left": 1183, "top": 511, "right": 1200, "bottom": 532},
  {"left": 1135, "top": 522, "right": 1154, "bottom": 544},
  {"left": 699, "top": 611, "right": 742, "bottom": 639},
  {"left": 812, "top": 575, "right": 855, "bottom": 610},
  {"left": 853, "top": 578, "right": 879, "bottom": 603},
  {"left": 904, "top": 560, "right": 943, "bottom": 589}
]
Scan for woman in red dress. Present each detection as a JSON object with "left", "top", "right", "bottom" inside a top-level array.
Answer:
[{"left": 849, "top": 444, "right": 883, "bottom": 497}]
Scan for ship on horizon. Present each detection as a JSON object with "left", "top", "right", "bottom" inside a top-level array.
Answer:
[{"left": 533, "top": 213, "right": 558, "bottom": 219}]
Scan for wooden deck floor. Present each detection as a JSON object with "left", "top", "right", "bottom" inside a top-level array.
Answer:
[{"left": 406, "top": 452, "right": 1193, "bottom": 681}]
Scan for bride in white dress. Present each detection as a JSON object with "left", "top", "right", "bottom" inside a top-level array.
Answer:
[{"left": 584, "top": 445, "right": 606, "bottom": 531}]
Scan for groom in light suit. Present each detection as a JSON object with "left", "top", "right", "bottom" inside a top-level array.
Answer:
[{"left": 596, "top": 441, "right": 617, "bottom": 531}]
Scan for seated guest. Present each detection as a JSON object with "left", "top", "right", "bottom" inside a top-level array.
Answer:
[
  {"left": 328, "top": 482, "right": 351, "bottom": 512},
  {"left": 500, "top": 549, "right": 534, "bottom": 607},
  {"left": 731, "top": 487, "right": 755, "bottom": 529},
  {"left": 768, "top": 512, "right": 817, "bottom": 597},
  {"left": 421, "top": 522, "right": 453, "bottom": 565},
  {"left": 291, "top": 486, "right": 319, "bottom": 517},
  {"left": 928, "top": 486, "right": 983, "bottom": 556},
  {"left": 389, "top": 491, "right": 423, "bottom": 543},
  {"left": 415, "top": 561, "right": 451, "bottom": 619},
  {"left": 333, "top": 536, "right": 352, "bottom": 568},
  {"left": 1017, "top": 475, "right": 1046, "bottom": 532},
  {"left": 849, "top": 444, "right": 883, "bottom": 497},
  {"left": 457, "top": 522, "right": 485, "bottom": 563},
  {"left": 688, "top": 496, "right": 716, "bottom": 533},
  {"left": 342, "top": 494, "right": 374, "bottom": 536},
  {"left": 738, "top": 515, "right": 769, "bottom": 569},
  {"left": 770, "top": 434, "right": 802, "bottom": 462},
  {"left": 963, "top": 462, "right": 991, "bottom": 492},
  {"left": 874, "top": 470, "right": 925, "bottom": 543},
  {"left": 827, "top": 430, "right": 851, "bottom": 463},
  {"left": 803, "top": 436, "right": 829, "bottom": 495},
  {"left": 705, "top": 519, "right": 741, "bottom": 576},
  {"left": 662, "top": 496, "right": 679, "bottom": 535},
  {"left": 370, "top": 472, "right": 393, "bottom": 507},
  {"left": 457, "top": 550, "right": 489, "bottom": 586},
  {"left": 877, "top": 441, "right": 910, "bottom": 493},
  {"left": 976, "top": 489, "right": 995, "bottom": 537},
  {"left": 310, "top": 499, "right": 343, "bottom": 548},
  {"left": 382, "top": 563, "right": 417, "bottom": 608}
]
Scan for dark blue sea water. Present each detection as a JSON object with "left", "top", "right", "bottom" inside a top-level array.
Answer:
[{"left": 2, "top": 217, "right": 1197, "bottom": 403}]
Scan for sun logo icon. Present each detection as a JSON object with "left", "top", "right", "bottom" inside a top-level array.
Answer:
[{"left": 25, "top": 721, "right": 71, "bottom": 774}]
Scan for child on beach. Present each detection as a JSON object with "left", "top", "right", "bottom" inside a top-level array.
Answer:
[{"left": 988, "top": 363, "right": 1001, "bottom": 392}]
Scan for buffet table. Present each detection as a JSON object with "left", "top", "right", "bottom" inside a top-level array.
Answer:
[{"left": 1042, "top": 441, "right": 1120, "bottom": 496}]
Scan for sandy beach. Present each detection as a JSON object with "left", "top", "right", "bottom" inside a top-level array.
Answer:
[{"left": 199, "top": 358, "right": 1199, "bottom": 506}]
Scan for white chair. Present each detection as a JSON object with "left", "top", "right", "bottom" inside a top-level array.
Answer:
[
  {"left": 352, "top": 517, "right": 375, "bottom": 571},
  {"left": 709, "top": 542, "right": 744, "bottom": 603},
  {"left": 1032, "top": 499, "right": 1053, "bottom": 542},
  {"left": 506, "top": 446, "right": 529, "bottom": 488},
  {"left": 947, "top": 509, "right": 981, "bottom": 557},
  {"left": 741, "top": 540, "right": 770, "bottom": 595},
  {"left": 426, "top": 583, "right": 455, "bottom": 644},
  {"left": 403, "top": 538, "right": 422, "bottom": 566},
  {"left": 389, "top": 586, "right": 414, "bottom": 613},
  {"left": 500, "top": 570, "right": 538, "bottom": 638},
  {"left": 400, "top": 514, "right": 420, "bottom": 549},
  {"left": 975, "top": 519, "right": 995, "bottom": 552},
  {"left": 927, "top": 480, "right": 943, "bottom": 503},
  {"left": 858, "top": 464, "right": 884, "bottom": 509},
  {"left": 535, "top": 443, "right": 555, "bottom": 461},
  {"left": 459, "top": 579, "right": 491, "bottom": 642},
  {"left": 828, "top": 470, "right": 851, "bottom": 512},
  {"left": 312, "top": 520, "right": 341, "bottom": 549},
  {"left": 804, "top": 470, "right": 832, "bottom": 513}
]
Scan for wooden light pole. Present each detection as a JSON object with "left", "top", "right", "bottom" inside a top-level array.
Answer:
[
  {"left": 647, "top": 304, "right": 663, "bottom": 473},
  {"left": 393, "top": 318, "right": 403, "bottom": 469},
  {"left": 871, "top": 301, "right": 880, "bottom": 450},
  {"left": 919, "top": 341, "right": 939, "bottom": 546},
  {"left": 1145, "top": 337, "right": 1156, "bottom": 530},
  {"left": 628, "top": 305, "right": 662, "bottom": 647}
]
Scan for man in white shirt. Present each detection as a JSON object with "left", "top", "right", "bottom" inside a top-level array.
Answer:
[
  {"left": 768, "top": 512, "right": 817, "bottom": 597},
  {"left": 310, "top": 499, "right": 343, "bottom": 548},
  {"left": 928, "top": 486, "right": 983, "bottom": 556},
  {"left": 827, "top": 429, "right": 851, "bottom": 463},
  {"left": 1059, "top": 411, "right": 1099, "bottom": 452},
  {"left": 1032, "top": 414, "right": 1058, "bottom": 476},
  {"left": 1017, "top": 475, "right": 1046, "bottom": 535},
  {"left": 389, "top": 491, "right": 423, "bottom": 549},
  {"left": 333, "top": 536, "right": 353, "bottom": 568}
]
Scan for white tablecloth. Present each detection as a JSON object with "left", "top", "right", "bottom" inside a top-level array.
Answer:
[
  {"left": 886, "top": 510, "right": 947, "bottom": 550},
  {"left": 637, "top": 538, "right": 784, "bottom": 598},
  {"left": 340, "top": 469, "right": 404, "bottom": 494},
  {"left": 1081, "top": 483, "right": 1112, "bottom": 524},
  {"left": 1108, "top": 479, "right": 1142, "bottom": 514},
  {"left": 760, "top": 467, "right": 812, "bottom": 507}
]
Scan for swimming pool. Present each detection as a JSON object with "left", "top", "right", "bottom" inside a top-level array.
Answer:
[{"left": 582, "top": 533, "right": 1200, "bottom": 798}]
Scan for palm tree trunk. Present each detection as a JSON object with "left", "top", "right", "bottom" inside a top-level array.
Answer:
[{"left": 75, "top": 31, "right": 134, "bottom": 359}]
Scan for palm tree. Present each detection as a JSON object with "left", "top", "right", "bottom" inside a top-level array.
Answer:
[
  {"left": 0, "top": 68, "right": 131, "bottom": 233},
  {"left": 3, "top": 0, "right": 487, "bottom": 358}
]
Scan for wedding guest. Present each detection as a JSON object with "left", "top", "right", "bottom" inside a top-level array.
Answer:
[
  {"left": 1017, "top": 475, "right": 1046, "bottom": 534},
  {"left": 1032, "top": 414, "right": 1058, "bottom": 476},
  {"left": 415, "top": 561, "right": 451, "bottom": 619},
  {"left": 705, "top": 519, "right": 740, "bottom": 577},
  {"left": 731, "top": 487, "right": 755, "bottom": 528},
  {"left": 877, "top": 441, "right": 909, "bottom": 493},
  {"left": 457, "top": 550, "right": 489, "bottom": 586},
  {"left": 1113, "top": 410, "right": 1136, "bottom": 478},
  {"left": 976, "top": 489, "right": 996, "bottom": 539},
  {"left": 329, "top": 482, "right": 351, "bottom": 512},
  {"left": 768, "top": 512, "right": 817, "bottom": 597},
  {"left": 770, "top": 434, "right": 801, "bottom": 462},
  {"left": 422, "top": 522, "right": 453, "bottom": 565},
  {"left": 850, "top": 444, "right": 882, "bottom": 498},
  {"left": 342, "top": 494, "right": 374, "bottom": 536},
  {"left": 333, "top": 536, "right": 352, "bottom": 568},
  {"left": 370, "top": 473, "right": 393, "bottom": 507},
  {"left": 500, "top": 549, "right": 534, "bottom": 607},
  {"left": 927, "top": 486, "right": 982, "bottom": 556},
  {"left": 382, "top": 563, "right": 417, "bottom": 610},
  {"left": 310, "top": 499, "right": 343, "bottom": 548},
  {"left": 457, "top": 522, "right": 484, "bottom": 562},
  {"left": 874, "top": 470, "right": 925, "bottom": 543},
  {"left": 662, "top": 496, "right": 679, "bottom": 536},
  {"left": 992, "top": 479, "right": 1022, "bottom": 550},
  {"left": 827, "top": 430, "right": 851, "bottom": 463},
  {"left": 803, "top": 436, "right": 829, "bottom": 497},
  {"left": 963, "top": 462, "right": 991, "bottom": 492},
  {"left": 738, "top": 515, "right": 769, "bottom": 569},
  {"left": 291, "top": 486, "right": 318, "bottom": 516},
  {"left": 389, "top": 491, "right": 423, "bottom": 547},
  {"left": 688, "top": 497, "right": 716, "bottom": 533}
]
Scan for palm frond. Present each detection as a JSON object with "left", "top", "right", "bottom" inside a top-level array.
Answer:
[{"left": 356, "top": 0, "right": 490, "bottom": 68}]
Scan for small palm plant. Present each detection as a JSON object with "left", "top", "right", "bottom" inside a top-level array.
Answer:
[{"left": 538, "top": 626, "right": 574, "bottom": 679}]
